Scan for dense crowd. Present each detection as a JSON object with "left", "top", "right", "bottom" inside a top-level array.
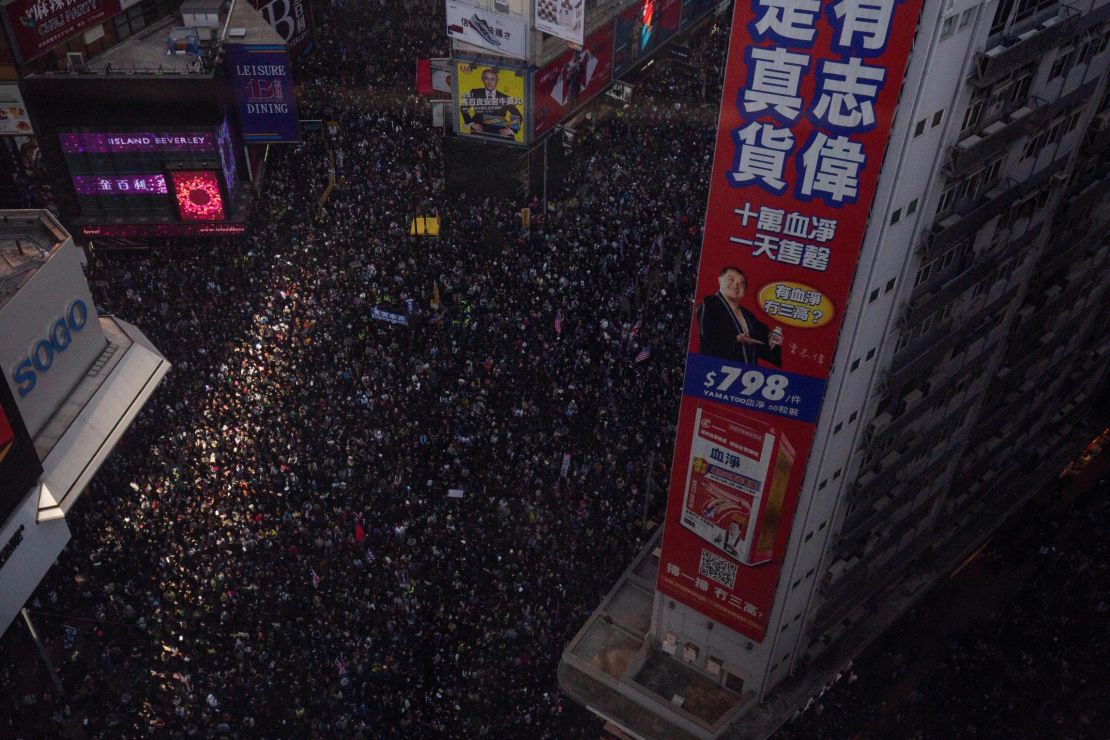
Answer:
[
  {"left": 1, "top": 2, "right": 728, "bottom": 737},
  {"left": 3, "top": 1, "right": 1104, "bottom": 737}
]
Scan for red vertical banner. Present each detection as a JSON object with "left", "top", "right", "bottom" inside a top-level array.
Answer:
[{"left": 657, "top": 0, "right": 924, "bottom": 641}]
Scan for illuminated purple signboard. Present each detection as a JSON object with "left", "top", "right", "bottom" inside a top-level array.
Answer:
[
  {"left": 59, "top": 132, "right": 215, "bottom": 154},
  {"left": 72, "top": 175, "right": 169, "bottom": 196}
]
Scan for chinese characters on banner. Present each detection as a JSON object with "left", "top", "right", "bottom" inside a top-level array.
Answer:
[
  {"left": 657, "top": 0, "right": 924, "bottom": 640},
  {"left": 0, "top": 0, "right": 123, "bottom": 63},
  {"left": 456, "top": 63, "right": 527, "bottom": 143}
]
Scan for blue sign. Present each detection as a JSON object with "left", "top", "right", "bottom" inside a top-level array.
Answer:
[
  {"left": 227, "top": 44, "right": 301, "bottom": 143},
  {"left": 12, "top": 300, "right": 89, "bottom": 398},
  {"left": 370, "top": 307, "right": 409, "bottom": 326},
  {"left": 682, "top": 352, "right": 826, "bottom": 423}
]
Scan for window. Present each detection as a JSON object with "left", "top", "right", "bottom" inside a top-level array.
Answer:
[
  {"left": 890, "top": 208, "right": 903, "bottom": 224},
  {"left": 914, "top": 260, "right": 933, "bottom": 287},
  {"left": 962, "top": 97, "right": 985, "bottom": 134},
  {"left": 937, "top": 181, "right": 960, "bottom": 213},
  {"left": 960, "top": 8, "right": 976, "bottom": 28},
  {"left": 885, "top": 278, "right": 896, "bottom": 292},
  {"left": 849, "top": 411, "right": 858, "bottom": 423},
  {"left": 1010, "top": 66, "right": 1035, "bottom": 104},
  {"left": 1050, "top": 49, "right": 1075, "bottom": 80},
  {"left": 833, "top": 468, "right": 842, "bottom": 480},
  {"left": 914, "top": 119, "right": 927, "bottom": 137},
  {"left": 804, "top": 531, "right": 814, "bottom": 542},
  {"left": 907, "top": 198, "right": 919, "bottom": 215},
  {"left": 1064, "top": 108, "right": 1082, "bottom": 134},
  {"left": 869, "top": 289, "right": 880, "bottom": 303},
  {"left": 113, "top": 4, "right": 146, "bottom": 40},
  {"left": 834, "top": 422, "right": 844, "bottom": 434},
  {"left": 940, "top": 14, "right": 957, "bottom": 39},
  {"left": 818, "top": 521, "right": 827, "bottom": 531},
  {"left": 866, "top": 348, "right": 876, "bottom": 360},
  {"left": 818, "top": 479, "right": 828, "bottom": 490},
  {"left": 932, "top": 109, "right": 944, "bottom": 128},
  {"left": 851, "top": 358, "right": 861, "bottom": 371},
  {"left": 1014, "top": 0, "right": 1057, "bottom": 23},
  {"left": 895, "top": 332, "right": 912, "bottom": 354},
  {"left": 990, "top": 0, "right": 1015, "bottom": 35}
]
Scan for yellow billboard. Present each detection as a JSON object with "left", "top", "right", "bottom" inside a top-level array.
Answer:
[{"left": 456, "top": 62, "right": 526, "bottom": 144}]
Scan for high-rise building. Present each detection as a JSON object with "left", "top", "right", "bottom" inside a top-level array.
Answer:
[
  {"left": 560, "top": 0, "right": 1109, "bottom": 737},
  {"left": 0, "top": 210, "right": 169, "bottom": 634}
]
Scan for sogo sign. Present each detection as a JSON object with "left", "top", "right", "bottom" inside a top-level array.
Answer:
[{"left": 11, "top": 299, "right": 90, "bottom": 398}]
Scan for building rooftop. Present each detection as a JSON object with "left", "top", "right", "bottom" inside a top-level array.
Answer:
[
  {"left": 39, "top": 0, "right": 282, "bottom": 78},
  {"left": 0, "top": 211, "right": 67, "bottom": 312}
]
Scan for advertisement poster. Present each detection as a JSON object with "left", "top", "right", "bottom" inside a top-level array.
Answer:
[
  {"left": 456, "top": 62, "right": 526, "bottom": 144},
  {"left": 0, "top": 84, "right": 33, "bottom": 136},
  {"left": 1, "top": 0, "right": 122, "bottom": 62},
  {"left": 679, "top": 0, "right": 715, "bottom": 31},
  {"left": 0, "top": 375, "right": 42, "bottom": 527},
  {"left": 534, "top": 0, "right": 584, "bottom": 45},
  {"left": 446, "top": 0, "right": 526, "bottom": 59},
  {"left": 227, "top": 44, "right": 301, "bottom": 144},
  {"left": 533, "top": 23, "right": 614, "bottom": 136},
  {"left": 613, "top": 0, "right": 682, "bottom": 78},
  {"left": 656, "top": 0, "right": 925, "bottom": 640},
  {"left": 249, "top": 0, "right": 315, "bottom": 58}
]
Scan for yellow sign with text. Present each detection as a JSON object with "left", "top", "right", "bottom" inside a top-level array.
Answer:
[
  {"left": 456, "top": 63, "right": 526, "bottom": 144},
  {"left": 757, "top": 282, "right": 834, "bottom": 329}
]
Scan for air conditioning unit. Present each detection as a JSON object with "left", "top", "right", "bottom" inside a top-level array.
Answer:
[{"left": 66, "top": 52, "right": 85, "bottom": 71}]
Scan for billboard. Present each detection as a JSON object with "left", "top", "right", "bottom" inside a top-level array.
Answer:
[
  {"left": 249, "top": 0, "right": 315, "bottom": 57},
  {"left": 0, "top": 84, "right": 33, "bottom": 136},
  {"left": 534, "top": 0, "right": 584, "bottom": 44},
  {"left": 227, "top": 44, "right": 301, "bottom": 144},
  {"left": 59, "top": 132, "right": 214, "bottom": 154},
  {"left": 613, "top": 0, "right": 682, "bottom": 78},
  {"left": 679, "top": 0, "right": 715, "bottom": 30},
  {"left": 170, "top": 170, "right": 226, "bottom": 221},
  {"left": 59, "top": 128, "right": 230, "bottom": 225},
  {"left": 533, "top": 23, "right": 614, "bottom": 136},
  {"left": 72, "top": 174, "right": 168, "bottom": 195},
  {"left": 0, "top": 0, "right": 123, "bottom": 63},
  {"left": 446, "top": 1, "right": 527, "bottom": 59},
  {"left": 456, "top": 62, "right": 526, "bottom": 144},
  {"left": 0, "top": 375, "right": 42, "bottom": 528},
  {"left": 656, "top": 0, "right": 925, "bottom": 640}
]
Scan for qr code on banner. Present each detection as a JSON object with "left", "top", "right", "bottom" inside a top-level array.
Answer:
[{"left": 699, "top": 549, "right": 738, "bottom": 590}]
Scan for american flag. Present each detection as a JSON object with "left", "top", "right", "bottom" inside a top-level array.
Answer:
[
  {"left": 635, "top": 346, "right": 652, "bottom": 363},
  {"left": 554, "top": 308, "right": 564, "bottom": 335},
  {"left": 310, "top": 568, "right": 320, "bottom": 589}
]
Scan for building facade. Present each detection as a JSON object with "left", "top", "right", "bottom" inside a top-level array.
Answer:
[
  {"left": 560, "top": 0, "right": 1109, "bottom": 736},
  {"left": 0, "top": 210, "right": 169, "bottom": 634}
]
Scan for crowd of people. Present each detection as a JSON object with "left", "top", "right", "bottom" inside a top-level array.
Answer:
[
  {"left": 3, "top": 1, "right": 1103, "bottom": 737},
  {"left": 2, "top": 2, "right": 730, "bottom": 737}
]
